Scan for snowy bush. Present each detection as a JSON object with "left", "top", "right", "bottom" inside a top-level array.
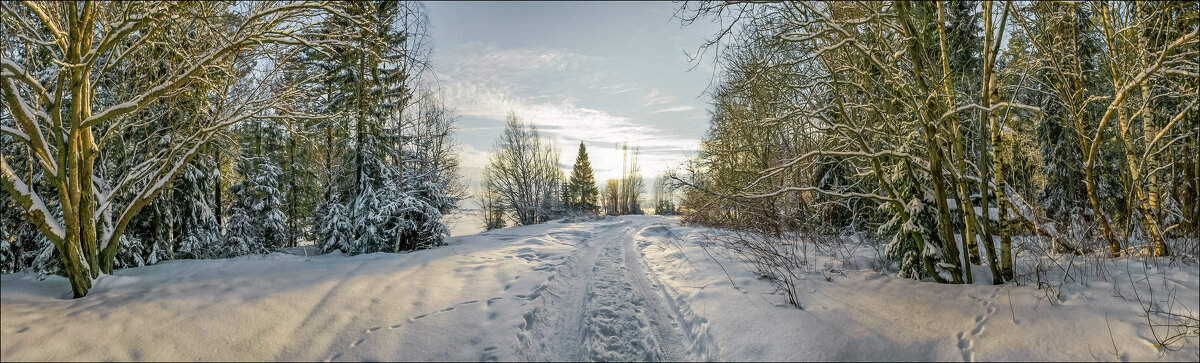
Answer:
[{"left": 381, "top": 176, "right": 451, "bottom": 251}]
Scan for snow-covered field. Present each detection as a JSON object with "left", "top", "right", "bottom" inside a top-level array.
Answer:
[
  {"left": 2, "top": 215, "right": 1197, "bottom": 361},
  {"left": 444, "top": 208, "right": 485, "bottom": 237}
]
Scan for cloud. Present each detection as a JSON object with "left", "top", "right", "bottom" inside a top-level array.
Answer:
[
  {"left": 437, "top": 43, "right": 701, "bottom": 184},
  {"left": 610, "top": 86, "right": 641, "bottom": 95},
  {"left": 641, "top": 89, "right": 675, "bottom": 107},
  {"left": 650, "top": 105, "right": 697, "bottom": 114},
  {"left": 441, "top": 42, "right": 600, "bottom": 76},
  {"left": 452, "top": 143, "right": 496, "bottom": 196},
  {"left": 457, "top": 143, "right": 492, "bottom": 168}
]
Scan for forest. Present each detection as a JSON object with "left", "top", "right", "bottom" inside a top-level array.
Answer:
[
  {"left": 1, "top": 1, "right": 1198, "bottom": 361},
  {"left": 672, "top": 0, "right": 1197, "bottom": 286},
  {"left": 0, "top": 1, "right": 464, "bottom": 297}
]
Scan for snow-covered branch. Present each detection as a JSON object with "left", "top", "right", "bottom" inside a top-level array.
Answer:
[
  {"left": 1086, "top": 28, "right": 1198, "bottom": 168},
  {"left": 741, "top": 186, "right": 898, "bottom": 204},
  {"left": 0, "top": 157, "right": 65, "bottom": 244},
  {"left": 0, "top": 77, "right": 59, "bottom": 179}
]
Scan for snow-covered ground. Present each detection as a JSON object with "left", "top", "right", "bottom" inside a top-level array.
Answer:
[
  {"left": 444, "top": 208, "right": 485, "bottom": 237},
  {"left": 2, "top": 215, "right": 1197, "bottom": 361}
]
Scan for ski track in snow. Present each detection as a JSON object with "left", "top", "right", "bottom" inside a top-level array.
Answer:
[
  {"left": 515, "top": 219, "right": 709, "bottom": 361},
  {"left": 313, "top": 217, "right": 709, "bottom": 362}
]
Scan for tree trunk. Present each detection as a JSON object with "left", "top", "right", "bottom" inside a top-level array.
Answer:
[
  {"left": 214, "top": 145, "right": 223, "bottom": 231},
  {"left": 1119, "top": 108, "right": 1171, "bottom": 256},
  {"left": 355, "top": 56, "right": 366, "bottom": 201},
  {"left": 895, "top": 1, "right": 958, "bottom": 283},
  {"left": 61, "top": 3, "right": 106, "bottom": 297},
  {"left": 937, "top": 2, "right": 981, "bottom": 282},
  {"left": 168, "top": 205, "right": 175, "bottom": 259},
  {"left": 289, "top": 135, "right": 298, "bottom": 248},
  {"left": 925, "top": 130, "right": 965, "bottom": 284},
  {"left": 978, "top": 1, "right": 1005, "bottom": 284},
  {"left": 993, "top": 112, "right": 1014, "bottom": 280},
  {"left": 984, "top": 3, "right": 1013, "bottom": 280},
  {"left": 394, "top": 104, "right": 406, "bottom": 253}
]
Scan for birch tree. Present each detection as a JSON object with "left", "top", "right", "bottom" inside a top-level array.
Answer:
[
  {"left": 0, "top": 1, "right": 366, "bottom": 297},
  {"left": 677, "top": 0, "right": 1197, "bottom": 290},
  {"left": 1011, "top": 1, "right": 1198, "bottom": 256},
  {"left": 483, "top": 113, "right": 564, "bottom": 226}
]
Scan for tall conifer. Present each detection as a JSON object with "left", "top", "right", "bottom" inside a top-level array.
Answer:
[{"left": 568, "top": 142, "right": 599, "bottom": 213}]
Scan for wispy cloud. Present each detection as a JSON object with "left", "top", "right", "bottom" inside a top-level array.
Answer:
[
  {"left": 610, "top": 86, "right": 641, "bottom": 95},
  {"left": 438, "top": 43, "right": 700, "bottom": 184},
  {"left": 446, "top": 78, "right": 698, "bottom": 164},
  {"left": 650, "top": 105, "right": 697, "bottom": 114},
  {"left": 641, "top": 89, "right": 675, "bottom": 108},
  {"left": 442, "top": 42, "right": 600, "bottom": 76}
]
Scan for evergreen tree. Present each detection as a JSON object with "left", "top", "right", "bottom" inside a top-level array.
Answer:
[
  {"left": 379, "top": 164, "right": 452, "bottom": 251},
  {"left": 223, "top": 157, "right": 286, "bottom": 256},
  {"left": 353, "top": 182, "right": 388, "bottom": 254},
  {"left": 0, "top": 2, "right": 467, "bottom": 298},
  {"left": 567, "top": 142, "right": 599, "bottom": 213},
  {"left": 173, "top": 160, "right": 224, "bottom": 259},
  {"left": 224, "top": 182, "right": 264, "bottom": 257},
  {"left": 316, "top": 194, "right": 354, "bottom": 254},
  {"left": 0, "top": 136, "right": 61, "bottom": 275},
  {"left": 1021, "top": 1, "right": 1120, "bottom": 237},
  {"left": 944, "top": 0, "right": 982, "bottom": 100},
  {"left": 253, "top": 162, "right": 288, "bottom": 250}
]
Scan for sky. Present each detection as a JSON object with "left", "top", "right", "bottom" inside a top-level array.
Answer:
[{"left": 423, "top": 1, "right": 724, "bottom": 197}]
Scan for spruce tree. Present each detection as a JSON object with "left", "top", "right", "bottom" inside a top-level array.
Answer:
[
  {"left": 568, "top": 142, "right": 599, "bottom": 213},
  {"left": 252, "top": 162, "right": 288, "bottom": 250},
  {"left": 224, "top": 182, "right": 263, "bottom": 257},
  {"left": 353, "top": 182, "right": 387, "bottom": 254},
  {"left": 316, "top": 193, "right": 354, "bottom": 254},
  {"left": 174, "top": 160, "right": 224, "bottom": 259}
]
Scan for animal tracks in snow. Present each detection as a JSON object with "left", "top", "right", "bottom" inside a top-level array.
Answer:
[
  {"left": 323, "top": 297, "right": 503, "bottom": 362},
  {"left": 957, "top": 287, "right": 1004, "bottom": 362}
]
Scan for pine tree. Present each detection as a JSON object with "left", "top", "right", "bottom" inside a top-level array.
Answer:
[
  {"left": 944, "top": 0, "right": 983, "bottom": 102},
  {"left": 224, "top": 183, "right": 263, "bottom": 257},
  {"left": 253, "top": 162, "right": 288, "bottom": 250},
  {"left": 174, "top": 160, "right": 224, "bottom": 259},
  {"left": 353, "top": 182, "right": 388, "bottom": 254},
  {"left": 379, "top": 165, "right": 451, "bottom": 251},
  {"left": 1021, "top": 1, "right": 1121, "bottom": 244},
  {"left": 223, "top": 156, "right": 286, "bottom": 256},
  {"left": 316, "top": 194, "right": 354, "bottom": 254},
  {"left": 567, "top": 142, "right": 599, "bottom": 213}
]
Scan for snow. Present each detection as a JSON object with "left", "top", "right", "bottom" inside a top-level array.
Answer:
[
  {"left": 0, "top": 125, "right": 29, "bottom": 142},
  {"left": 0, "top": 160, "right": 65, "bottom": 240},
  {"left": 2, "top": 215, "right": 1197, "bottom": 361},
  {"left": 443, "top": 208, "right": 485, "bottom": 237}
]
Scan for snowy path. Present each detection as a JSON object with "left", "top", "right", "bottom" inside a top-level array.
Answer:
[
  {"left": 3, "top": 215, "right": 1197, "bottom": 361},
  {"left": 515, "top": 219, "right": 699, "bottom": 361},
  {"left": 0, "top": 216, "right": 710, "bottom": 362}
]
